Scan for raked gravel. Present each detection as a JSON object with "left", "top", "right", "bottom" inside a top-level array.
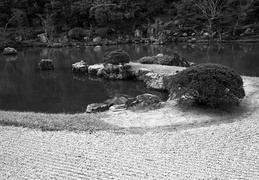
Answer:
[
  {"left": 1, "top": 76, "right": 259, "bottom": 180},
  {"left": 1, "top": 116, "right": 259, "bottom": 180}
]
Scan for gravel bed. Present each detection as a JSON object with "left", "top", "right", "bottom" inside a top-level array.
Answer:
[{"left": 1, "top": 114, "right": 259, "bottom": 180}]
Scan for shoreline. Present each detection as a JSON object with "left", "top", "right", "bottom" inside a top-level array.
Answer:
[
  {"left": 0, "top": 73, "right": 258, "bottom": 133},
  {"left": 2, "top": 37, "right": 259, "bottom": 50}
]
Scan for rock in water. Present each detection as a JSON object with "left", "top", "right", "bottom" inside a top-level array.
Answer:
[
  {"left": 72, "top": 61, "right": 88, "bottom": 73},
  {"left": 39, "top": 59, "right": 54, "bottom": 70},
  {"left": 86, "top": 103, "right": 109, "bottom": 113},
  {"left": 3, "top": 47, "right": 17, "bottom": 55},
  {"left": 88, "top": 64, "right": 104, "bottom": 75}
]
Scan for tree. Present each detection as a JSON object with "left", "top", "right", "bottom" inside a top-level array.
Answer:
[
  {"left": 90, "top": 0, "right": 121, "bottom": 25},
  {"left": 72, "top": 0, "right": 94, "bottom": 28},
  {"left": 37, "top": 10, "right": 55, "bottom": 42}
]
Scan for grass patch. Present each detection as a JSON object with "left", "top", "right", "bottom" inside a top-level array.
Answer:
[{"left": 0, "top": 110, "right": 119, "bottom": 132}]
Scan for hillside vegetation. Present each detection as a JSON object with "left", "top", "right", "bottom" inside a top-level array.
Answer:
[{"left": 0, "top": 0, "right": 259, "bottom": 43}]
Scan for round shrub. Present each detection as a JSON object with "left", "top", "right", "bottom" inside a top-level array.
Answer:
[
  {"left": 103, "top": 49, "right": 130, "bottom": 65},
  {"left": 165, "top": 63, "right": 245, "bottom": 108}
]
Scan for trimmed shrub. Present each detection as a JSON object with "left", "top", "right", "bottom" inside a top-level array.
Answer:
[
  {"left": 138, "top": 52, "right": 190, "bottom": 67},
  {"left": 103, "top": 49, "right": 130, "bottom": 65},
  {"left": 165, "top": 63, "right": 245, "bottom": 108}
]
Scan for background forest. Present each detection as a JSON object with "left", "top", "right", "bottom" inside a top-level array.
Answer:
[{"left": 0, "top": 0, "right": 259, "bottom": 42}]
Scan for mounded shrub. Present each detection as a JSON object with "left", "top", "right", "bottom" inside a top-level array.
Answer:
[
  {"left": 165, "top": 63, "right": 245, "bottom": 108},
  {"left": 103, "top": 49, "right": 130, "bottom": 65},
  {"left": 68, "top": 27, "right": 90, "bottom": 40},
  {"left": 138, "top": 52, "right": 190, "bottom": 67}
]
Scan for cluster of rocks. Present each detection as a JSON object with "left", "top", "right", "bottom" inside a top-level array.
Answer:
[
  {"left": 70, "top": 49, "right": 190, "bottom": 113},
  {"left": 86, "top": 93, "right": 163, "bottom": 113},
  {"left": 72, "top": 49, "right": 134, "bottom": 80}
]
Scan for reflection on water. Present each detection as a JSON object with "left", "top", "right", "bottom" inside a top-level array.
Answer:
[{"left": 0, "top": 43, "right": 258, "bottom": 113}]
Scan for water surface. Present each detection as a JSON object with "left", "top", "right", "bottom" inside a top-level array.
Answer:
[{"left": 0, "top": 43, "right": 258, "bottom": 113}]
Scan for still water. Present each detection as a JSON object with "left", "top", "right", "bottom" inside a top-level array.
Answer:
[{"left": 0, "top": 43, "right": 259, "bottom": 113}]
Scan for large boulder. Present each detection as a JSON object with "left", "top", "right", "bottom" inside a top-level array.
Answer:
[
  {"left": 98, "top": 63, "right": 134, "bottom": 80},
  {"left": 68, "top": 27, "right": 90, "bottom": 40},
  {"left": 72, "top": 61, "right": 88, "bottom": 73},
  {"left": 103, "top": 49, "right": 130, "bottom": 65},
  {"left": 138, "top": 52, "right": 190, "bottom": 67},
  {"left": 126, "top": 93, "right": 162, "bottom": 109},
  {"left": 86, "top": 103, "right": 109, "bottom": 113},
  {"left": 88, "top": 64, "right": 104, "bottom": 75},
  {"left": 3, "top": 47, "right": 17, "bottom": 55},
  {"left": 39, "top": 59, "right": 54, "bottom": 70}
]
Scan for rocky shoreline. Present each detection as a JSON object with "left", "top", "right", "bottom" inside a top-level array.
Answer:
[
  {"left": 1, "top": 35, "right": 259, "bottom": 51},
  {"left": 68, "top": 49, "right": 188, "bottom": 113}
]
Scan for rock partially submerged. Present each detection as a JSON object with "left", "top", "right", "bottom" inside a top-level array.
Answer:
[
  {"left": 72, "top": 61, "right": 88, "bottom": 73},
  {"left": 39, "top": 59, "right": 54, "bottom": 70},
  {"left": 3, "top": 47, "right": 17, "bottom": 55},
  {"left": 88, "top": 64, "right": 104, "bottom": 75}
]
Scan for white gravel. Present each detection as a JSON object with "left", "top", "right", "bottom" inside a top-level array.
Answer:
[
  {"left": 0, "top": 76, "right": 259, "bottom": 180},
  {"left": 1, "top": 114, "right": 259, "bottom": 180}
]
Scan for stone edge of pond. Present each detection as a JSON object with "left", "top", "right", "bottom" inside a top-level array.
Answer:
[{"left": 78, "top": 62, "right": 186, "bottom": 113}]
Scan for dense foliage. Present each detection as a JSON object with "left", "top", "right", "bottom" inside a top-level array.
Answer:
[
  {"left": 0, "top": 0, "right": 258, "bottom": 40},
  {"left": 165, "top": 63, "right": 246, "bottom": 108}
]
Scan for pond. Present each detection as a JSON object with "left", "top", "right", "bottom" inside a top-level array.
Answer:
[{"left": 0, "top": 43, "right": 259, "bottom": 113}]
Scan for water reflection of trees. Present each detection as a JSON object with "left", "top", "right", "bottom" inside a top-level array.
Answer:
[{"left": 177, "top": 43, "right": 259, "bottom": 77}]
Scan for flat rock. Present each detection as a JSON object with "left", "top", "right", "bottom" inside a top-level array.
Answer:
[
  {"left": 86, "top": 103, "right": 109, "bottom": 113},
  {"left": 88, "top": 64, "right": 104, "bottom": 75}
]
